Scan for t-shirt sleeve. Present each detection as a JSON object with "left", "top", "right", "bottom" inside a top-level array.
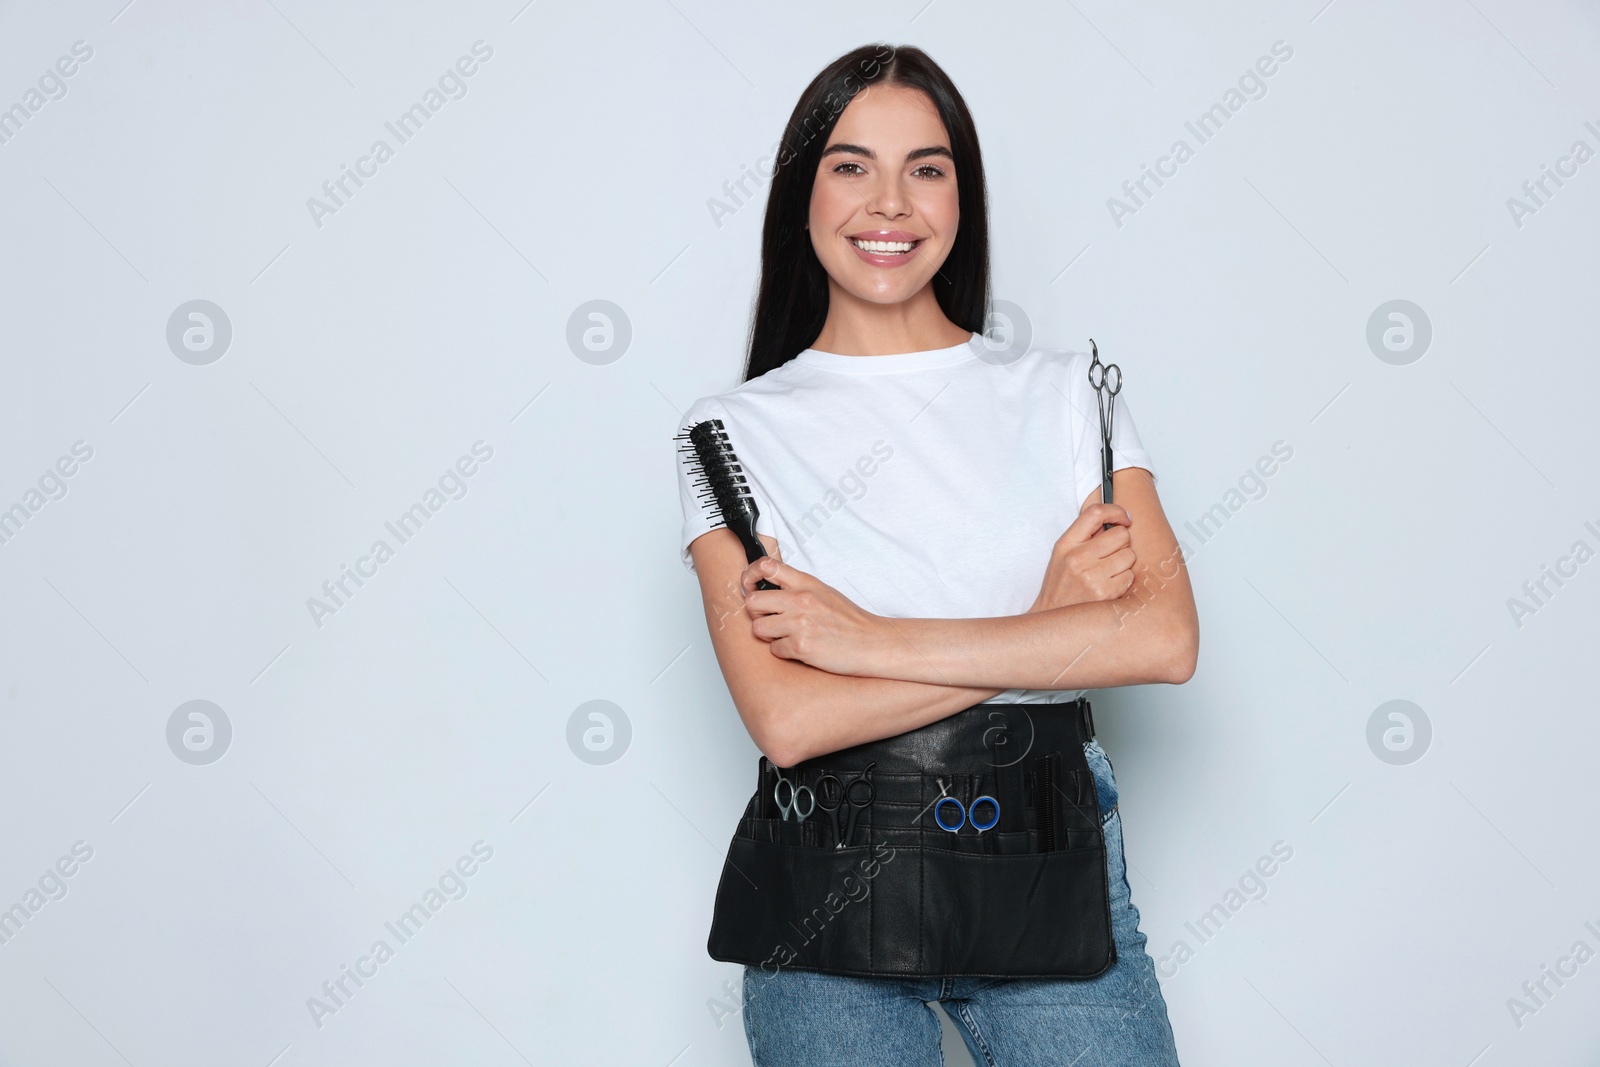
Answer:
[
  {"left": 1068, "top": 350, "right": 1157, "bottom": 513},
  {"left": 673, "top": 397, "right": 780, "bottom": 575},
  {"left": 675, "top": 398, "right": 723, "bottom": 574}
]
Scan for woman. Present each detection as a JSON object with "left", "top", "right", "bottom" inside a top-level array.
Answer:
[{"left": 674, "top": 43, "right": 1196, "bottom": 1067}]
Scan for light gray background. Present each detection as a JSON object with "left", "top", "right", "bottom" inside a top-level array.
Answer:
[{"left": 2, "top": 1, "right": 1598, "bottom": 1064}]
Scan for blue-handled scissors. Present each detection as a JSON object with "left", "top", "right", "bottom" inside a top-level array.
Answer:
[
  {"left": 1087, "top": 338, "right": 1121, "bottom": 531},
  {"left": 815, "top": 762, "right": 876, "bottom": 848},
  {"left": 773, "top": 771, "right": 815, "bottom": 822},
  {"left": 931, "top": 781, "right": 1000, "bottom": 834}
]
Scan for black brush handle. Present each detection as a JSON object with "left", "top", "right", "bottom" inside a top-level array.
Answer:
[{"left": 726, "top": 511, "right": 780, "bottom": 591}]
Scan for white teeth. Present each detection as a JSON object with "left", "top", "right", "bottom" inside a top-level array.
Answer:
[{"left": 851, "top": 238, "right": 916, "bottom": 253}]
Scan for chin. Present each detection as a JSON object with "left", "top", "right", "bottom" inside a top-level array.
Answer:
[{"left": 833, "top": 273, "right": 930, "bottom": 304}]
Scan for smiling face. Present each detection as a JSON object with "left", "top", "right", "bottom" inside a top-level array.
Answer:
[{"left": 808, "top": 83, "right": 959, "bottom": 307}]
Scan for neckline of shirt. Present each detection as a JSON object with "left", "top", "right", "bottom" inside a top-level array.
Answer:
[{"left": 792, "top": 333, "right": 979, "bottom": 374}]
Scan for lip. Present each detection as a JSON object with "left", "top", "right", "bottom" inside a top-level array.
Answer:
[
  {"left": 847, "top": 229, "right": 923, "bottom": 242},
  {"left": 845, "top": 231, "right": 926, "bottom": 268}
]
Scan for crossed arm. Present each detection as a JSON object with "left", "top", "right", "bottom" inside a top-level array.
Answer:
[{"left": 687, "top": 467, "right": 1198, "bottom": 767}]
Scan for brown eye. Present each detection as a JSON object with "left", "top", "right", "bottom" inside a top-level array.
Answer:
[
  {"left": 833, "top": 161, "right": 866, "bottom": 175},
  {"left": 914, "top": 164, "right": 946, "bottom": 179}
]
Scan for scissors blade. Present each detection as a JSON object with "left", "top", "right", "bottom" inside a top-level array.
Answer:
[
  {"left": 1092, "top": 348, "right": 1119, "bottom": 527},
  {"left": 841, "top": 766, "right": 875, "bottom": 847}
]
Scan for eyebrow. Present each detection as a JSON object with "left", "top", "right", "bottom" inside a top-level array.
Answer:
[{"left": 819, "top": 142, "right": 953, "bottom": 164}]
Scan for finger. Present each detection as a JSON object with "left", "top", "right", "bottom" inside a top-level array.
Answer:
[
  {"left": 740, "top": 556, "right": 782, "bottom": 597},
  {"left": 748, "top": 579, "right": 797, "bottom": 611},
  {"left": 1100, "top": 548, "right": 1137, "bottom": 582},
  {"left": 1062, "top": 503, "right": 1129, "bottom": 548},
  {"left": 1098, "top": 545, "right": 1137, "bottom": 581},
  {"left": 767, "top": 637, "right": 800, "bottom": 661},
  {"left": 748, "top": 555, "right": 810, "bottom": 599},
  {"left": 1064, "top": 519, "right": 1130, "bottom": 563},
  {"left": 1077, "top": 494, "right": 1131, "bottom": 523},
  {"left": 751, "top": 616, "right": 797, "bottom": 655},
  {"left": 1085, "top": 517, "right": 1133, "bottom": 557},
  {"left": 744, "top": 593, "right": 782, "bottom": 623},
  {"left": 1091, "top": 502, "right": 1132, "bottom": 528},
  {"left": 1091, "top": 522, "right": 1132, "bottom": 549},
  {"left": 1055, "top": 509, "right": 1103, "bottom": 551}
]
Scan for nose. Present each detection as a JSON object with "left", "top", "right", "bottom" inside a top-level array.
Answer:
[{"left": 864, "top": 171, "right": 911, "bottom": 220}]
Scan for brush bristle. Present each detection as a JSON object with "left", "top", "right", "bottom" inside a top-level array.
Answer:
[{"left": 676, "top": 418, "right": 758, "bottom": 528}]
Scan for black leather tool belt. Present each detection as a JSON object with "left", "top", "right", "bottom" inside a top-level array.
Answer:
[{"left": 706, "top": 698, "right": 1116, "bottom": 979}]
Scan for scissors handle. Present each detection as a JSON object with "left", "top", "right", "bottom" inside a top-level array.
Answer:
[
  {"left": 772, "top": 778, "right": 791, "bottom": 820},
  {"left": 1087, "top": 338, "right": 1122, "bottom": 395},
  {"left": 773, "top": 775, "right": 814, "bottom": 822},
  {"left": 932, "top": 794, "right": 1001, "bottom": 833},
  {"left": 934, "top": 795, "right": 965, "bottom": 832},
  {"left": 816, "top": 763, "right": 876, "bottom": 848}
]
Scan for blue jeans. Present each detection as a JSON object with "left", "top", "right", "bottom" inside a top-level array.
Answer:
[{"left": 739, "top": 738, "right": 1181, "bottom": 1066}]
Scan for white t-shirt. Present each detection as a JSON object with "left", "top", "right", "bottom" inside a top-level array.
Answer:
[{"left": 674, "top": 333, "right": 1156, "bottom": 703}]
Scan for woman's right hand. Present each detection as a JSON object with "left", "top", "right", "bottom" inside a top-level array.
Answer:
[{"left": 1028, "top": 502, "right": 1136, "bottom": 612}]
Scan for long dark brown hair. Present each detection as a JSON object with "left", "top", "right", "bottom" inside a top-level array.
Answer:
[{"left": 741, "top": 43, "right": 991, "bottom": 383}]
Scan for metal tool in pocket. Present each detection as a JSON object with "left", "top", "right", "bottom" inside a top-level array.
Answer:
[
  {"left": 773, "top": 770, "right": 815, "bottom": 822},
  {"left": 815, "top": 762, "right": 876, "bottom": 848},
  {"left": 929, "top": 777, "right": 1000, "bottom": 835}
]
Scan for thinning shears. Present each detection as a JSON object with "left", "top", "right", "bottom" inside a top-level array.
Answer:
[
  {"left": 1087, "top": 338, "right": 1121, "bottom": 531},
  {"left": 815, "top": 762, "right": 876, "bottom": 849}
]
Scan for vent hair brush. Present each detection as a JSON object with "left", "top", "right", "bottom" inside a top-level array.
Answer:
[{"left": 677, "top": 418, "right": 779, "bottom": 590}]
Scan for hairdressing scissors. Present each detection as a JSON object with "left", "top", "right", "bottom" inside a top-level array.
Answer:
[
  {"left": 815, "top": 762, "right": 876, "bottom": 848},
  {"left": 929, "top": 778, "right": 1000, "bottom": 834},
  {"left": 773, "top": 770, "right": 815, "bottom": 822},
  {"left": 1087, "top": 338, "right": 1121, "bottom": 531}
]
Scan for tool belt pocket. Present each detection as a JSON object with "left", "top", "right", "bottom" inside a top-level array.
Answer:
[{"left": 707, "top": 701, "right": 1117, "bottom": 979}]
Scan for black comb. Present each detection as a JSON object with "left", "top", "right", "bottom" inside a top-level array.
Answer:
[{"left": 676, "top": 418, "right": 779, "bottom": 590}]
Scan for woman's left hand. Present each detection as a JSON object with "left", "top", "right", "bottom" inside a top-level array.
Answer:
[{"left": 738, "top": 555, "right": 886, "bottom": 675}]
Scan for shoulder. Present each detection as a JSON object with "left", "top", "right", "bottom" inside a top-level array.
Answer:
[
  {"left": 680, "top": 359, "right": 811, "bottom": 425},
  {"left": 1032, "top": 343, "right": 1094, "bottom": 372},
  {"left": 1001, "top": 342, "right": 1097, "bottom": 386},
  {"left": 678, "top": 393, "right": 727, "bottom": 425}
]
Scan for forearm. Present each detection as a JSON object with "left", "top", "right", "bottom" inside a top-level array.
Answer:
[
  {"left": 864, "top": 590, "right": 1195, "bottom": 691},
  {"left": 774, "top": 671, "right": 998, "bottom": 764},
  {"left": 694, "top": 531, "right": 1002, "bottom": 767},
  {"left": 732, "top": 652, "right": 998, "bottom": 767}
]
